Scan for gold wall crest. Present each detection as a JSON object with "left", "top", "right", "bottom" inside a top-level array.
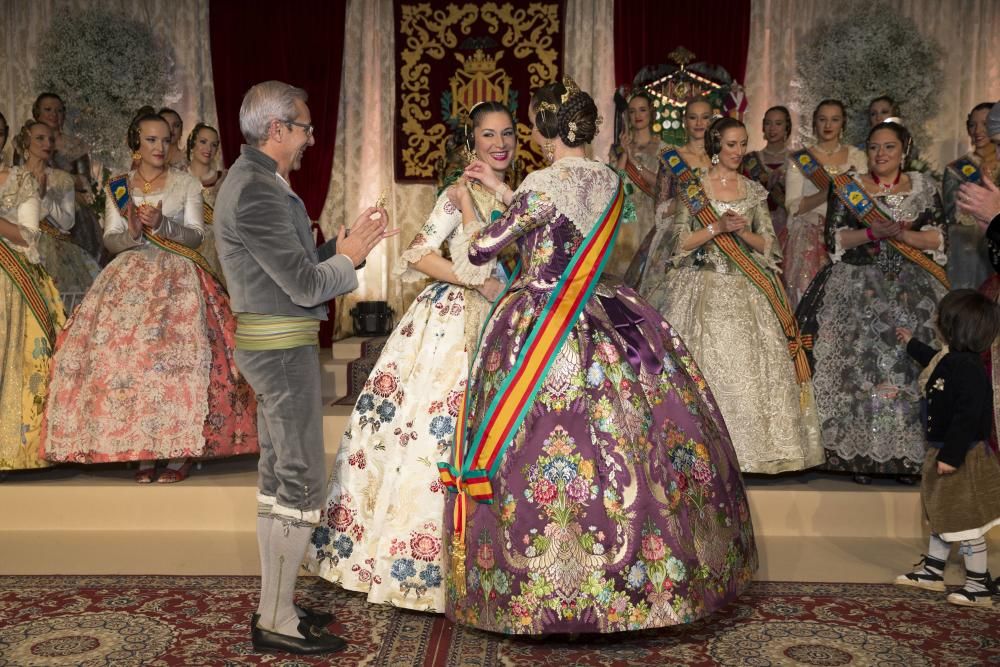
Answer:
[{"left": 450, "top": 49, "right": 510, "bottom": 118}]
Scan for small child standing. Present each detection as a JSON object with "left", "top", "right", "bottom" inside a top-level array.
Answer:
[{"left": 894, "top": 289, "right": 1000, "bottom": 607}]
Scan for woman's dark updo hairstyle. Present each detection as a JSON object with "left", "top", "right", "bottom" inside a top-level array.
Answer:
[
  {"left": 867, "top": 120, "right": 912, "bottom": 157},
  {"left": 811, "top": 98, "right": 847, "bottom": 130},
  {"left": 764, "top": 105, "right": 793, "bottom": 139},
  {"left": 868, "top": 95, "right": 900, "bottom": 116},
  {"left": 530, "top": 81, "right": 598, "bottom": 148},
  {"left": 185, "top": 122, "right": 219, "bottom": 160},
  {"left": 967, "top": 101, "right": 995, "bottom": 131},
  {"left": 705, "top": 117, "right": 745, "bottom": 157},
  {"left": 127, "top": 106, "right": 170, "bottom": 151},
  {"left": 457, "top": 101, "right": 515, "bottom": 152},
  {"left": 32, "top": 92, "right": 64, "bottom": 120}
]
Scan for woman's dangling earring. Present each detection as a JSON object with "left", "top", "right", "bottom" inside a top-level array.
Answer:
[
  {"left": 463, "top": 140, "right": 477, "bottom": 165},
  {"left": 132, "top": 151, "right": 141, "bottom": 161},
  {"left": 543, "top": 141, "right": 555, "bottom": 164},
  {"left": 711, "top": 153, "right": 720, "bottom": 165},
  {"left": 838, "top": 128, "right": 844, "bottom": 142}
]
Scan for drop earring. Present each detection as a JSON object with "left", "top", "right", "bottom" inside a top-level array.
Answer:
[
  {"left": 463, "top": 141, "right": 477, "bottom": 165},
  {"left": 711, "top": 153, "right": 720, "bottom": 165},
  {"left": 543, "top": 141, "right": 555, "bottom": 164}
]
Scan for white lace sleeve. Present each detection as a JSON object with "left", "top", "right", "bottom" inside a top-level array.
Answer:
[
  {"left": 394, "top": 190, "right": 462, "bottom": 283},
  {"left": 449, "top": 221, "right": 494, "bottom": 286},
  {"left": 745, "top": 179, "right": 780, "bottom": 271}
]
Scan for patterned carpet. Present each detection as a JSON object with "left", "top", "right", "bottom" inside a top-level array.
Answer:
[{"left": 0, "top": 576, "right": 996, "bottom": 666}]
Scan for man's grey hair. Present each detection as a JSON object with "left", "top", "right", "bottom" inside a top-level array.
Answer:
[{"left": 239, "top": 81, "right": 308, "bottom": 146}]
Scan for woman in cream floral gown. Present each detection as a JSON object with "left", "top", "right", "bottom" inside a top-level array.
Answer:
[
  {"left": 306, "top": 103, "right": 516, "bottom": 611},
  {"left": 646, "top": 117, "right": 822, "bottom": 474}
]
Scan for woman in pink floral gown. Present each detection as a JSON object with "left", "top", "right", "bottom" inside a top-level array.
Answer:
[{"left": 41, "top": 110, "right": 257, "bottom": 482}]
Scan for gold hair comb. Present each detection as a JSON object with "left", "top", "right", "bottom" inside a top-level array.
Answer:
[
  {"left": 560, "top": 75, "right": 581, "bottom": 104},
  {"left": 374, "top": 189, "right": 388, "bottom": 209}
]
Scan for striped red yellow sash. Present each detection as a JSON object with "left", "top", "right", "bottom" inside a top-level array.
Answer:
[
  {"left": 624, "top": 159, "right": 654, "bottom": 198},
  {"left": 0, "top": 239, "right": 57, "bottom": 345},
  {"left": 438, "top": 180, "right": 625, "bottom": 508},
  {"left": 831, "top": 173, "right": 950, "bottom": 288},
  {"left": 790, "top": 148, "right": 832, "bottom": 193},
  {"left": 39, "top": 217, "right": 70, "bottom": 240},
  {"left": 203, "top": 201, "right": 214, "bottom": 225},
  {"left": 107, "top": 173, "right": 223, "bottom": 286},
  {"left": 665, "top": 149, "right": 812, "bottom": 383}
]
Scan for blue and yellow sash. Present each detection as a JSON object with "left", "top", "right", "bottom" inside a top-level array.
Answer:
[
  {"left": 790, "top": 148, "right": 832, "bottom": 194},
  {"left": 107, "top": 173, "right": 221, "bottom": 284},
  {"left": 947, "top": 156, "right": 982, "bottom": 184},
  {"left": 831, "top": 174, "right": 950, "bottom": 288},
  {"left": 666, "top": 149, "right": 812, "bottom": 383}
]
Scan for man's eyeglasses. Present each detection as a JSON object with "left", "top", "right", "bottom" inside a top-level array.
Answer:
[{"left": 283, "top": 119, "right": 314, "bottom": 137}]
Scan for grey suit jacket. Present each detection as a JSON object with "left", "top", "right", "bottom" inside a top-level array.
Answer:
[{"left": 214, "top": 145, "right": 356, "bottom": 319}]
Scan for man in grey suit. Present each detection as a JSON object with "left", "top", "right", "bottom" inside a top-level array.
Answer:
[{"left": 214, "top": 80, "right": 394, "bottom": 655}]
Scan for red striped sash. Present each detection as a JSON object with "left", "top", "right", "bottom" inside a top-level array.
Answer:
[
  {"left": 670, "top": 152, "right": 812, "bottom": 383},
  {"left": 0, "top": 240, "right": 57, "bottom": 345},
  {"left": 831, "top": 173, "right": 949, "bottom": 288}
]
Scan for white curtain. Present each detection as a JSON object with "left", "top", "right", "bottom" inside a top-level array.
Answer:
[
  {"left": 744, "top": 0, "right": 1000, "bottom": 168},
  {"left": 322, "top": 0, "right": 616, "bottom": 336},
  {"left": 0, "top": 0, "right": 216, "bottom": 167}
]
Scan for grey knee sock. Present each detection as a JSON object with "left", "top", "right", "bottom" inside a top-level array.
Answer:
[
  {"left": 259, "top": 516, "right": 314, "bottom": 638},
  {"left": 959, "top": 537, "right": 989, "bottom": 592},
  {"left": 255, "top": 505, "right": 274, "bottom": 618}
]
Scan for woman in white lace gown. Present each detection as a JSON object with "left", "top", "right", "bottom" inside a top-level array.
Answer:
[
  {"left": 645, "top": 117, "right": 822, "bottom": 474},
  {"left": 305, "top": 102, "right": 516, "bottom": 612},
  {"left": 796, "top": 121, "right": 948, "bottom": 482}
]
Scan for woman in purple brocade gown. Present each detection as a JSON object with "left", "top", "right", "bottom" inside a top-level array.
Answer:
[{"left": 440, "top": 79, "right": 756, "bottom": 635}]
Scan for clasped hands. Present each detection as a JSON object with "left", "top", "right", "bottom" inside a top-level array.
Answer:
[
  {"left": 337, "top": 206, "right": 399, "bottom": 268},
  {"left": 713, "top": 210, "right": 752, "bottom": 236},
  {"left": 958, "top": 178, "right": 1000, "bottom": 229},
  {"left": 868, "top": 217, "right": 904, "bottom": 241},
  {"left": 126, "top": 200, "right": 164, "bottom": 239}
]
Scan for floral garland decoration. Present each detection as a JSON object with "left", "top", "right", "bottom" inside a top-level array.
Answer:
[
  {"left": 34, "top": 9, "right": 175, "bottom": 171},
  {"left": 791, "top": 0, "right": 942, "bottom": 162}
]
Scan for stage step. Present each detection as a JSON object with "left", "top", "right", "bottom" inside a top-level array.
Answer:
[
  {"left": 2, "top": 462, "right": 997, "bottom": 580},
  {"left": 2, "top": 338, "right": 997, "bottom": 585}
]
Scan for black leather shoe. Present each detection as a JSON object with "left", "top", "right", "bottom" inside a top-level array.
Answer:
[
  {"left": 252, "top": 619, "right": 347, "bottom": 655},
  {"left": 251, "top": 606, "right": 334, "bottom": 630}
]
